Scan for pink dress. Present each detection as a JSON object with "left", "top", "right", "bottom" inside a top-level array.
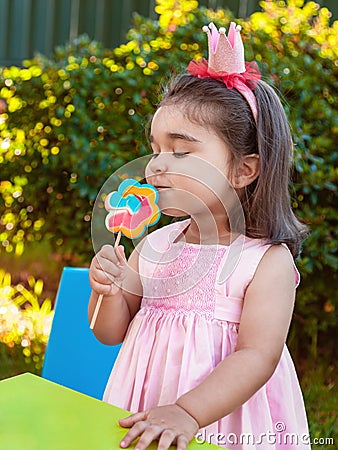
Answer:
[{"left": 103, "top": 219, "right": 310, "bottom": 449}]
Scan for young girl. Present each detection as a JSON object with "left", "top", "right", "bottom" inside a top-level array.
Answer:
[{"left": 89, "top": 23, "right": 310, "bottom": 450}]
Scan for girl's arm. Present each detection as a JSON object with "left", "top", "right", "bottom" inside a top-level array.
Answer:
[
  {"left": 88, "top": 243, "right": 143, "bottom": 345},
  {"left": 119, "top": 244, "right": 297, "bottom": 450},
  {"left": 176, "top": 243, "right": 296, "bottom": 426}
]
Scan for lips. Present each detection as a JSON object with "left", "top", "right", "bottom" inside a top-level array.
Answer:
[
  {"left": 147, "top": 178, "right": 172, "bottom": 190},
  {"left": 152, "top": 185, "right": 171, "bottom": 191}
]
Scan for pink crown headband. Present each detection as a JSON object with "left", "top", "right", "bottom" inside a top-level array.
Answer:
[{"left": 187, "top": 22, "right": 261, "bottom": 122}]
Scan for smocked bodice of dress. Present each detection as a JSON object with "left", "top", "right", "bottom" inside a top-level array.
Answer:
[
  {"left": 138, "top": 218, "right": 297, "bottom": 324},
  {"left": 141, "top": 241, "right": 228, "bottom": 320}
]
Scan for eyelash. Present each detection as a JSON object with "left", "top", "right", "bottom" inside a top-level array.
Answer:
[
  {"left": 174, "top": 152, "right": 189, "bottom": 158},
  {"left": 150, "top": 152, "right": 189, "bottom": 158}
]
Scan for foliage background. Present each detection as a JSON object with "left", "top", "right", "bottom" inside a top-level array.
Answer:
[
  {"left": 0, "top": 0, "right": 337, "bottom": 438},
  {"left": 0, "top": 269, "right": 53, "bottom": 374},
  {"left": 1, "top": 0, "right": 337, "bottom": 359}
]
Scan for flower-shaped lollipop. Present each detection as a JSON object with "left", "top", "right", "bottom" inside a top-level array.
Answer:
[
  {"left": 90, "top": 179, "right": 161, "bottom": 329},
  {"left": 104, "top": 178, "right": 161, "bottom": 240}
]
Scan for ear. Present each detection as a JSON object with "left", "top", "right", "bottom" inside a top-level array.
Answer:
[{"left": 234, "top": 154, "right": 260, "bottom": 188}]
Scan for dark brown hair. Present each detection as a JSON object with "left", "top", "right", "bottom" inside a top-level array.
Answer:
[{"left": 158, "top": 74, "right": 308, "bottom": 257}]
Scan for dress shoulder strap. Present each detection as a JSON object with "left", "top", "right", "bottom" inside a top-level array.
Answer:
[
  {"left": 216, "top": 238, "right": 300, "bottom": 301},
  {"left": 143, "top": 219, "right": 190, "bottom": 252}
]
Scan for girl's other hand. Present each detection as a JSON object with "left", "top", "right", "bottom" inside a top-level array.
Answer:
[
  {"left": 119, "top": 404, "right": 199, "bottom": 450},
  {"left": 89, "top": 244, "right": 127, "bottom": 296}
]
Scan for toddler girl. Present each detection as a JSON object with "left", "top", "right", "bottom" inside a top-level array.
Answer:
[{"left": 89, "top": 22, "right": 310, "bottom": 450}]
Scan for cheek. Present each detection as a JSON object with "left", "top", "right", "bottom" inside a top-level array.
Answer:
[
  {"left": 180, "top": 167, "right": 230, "bottom": 201},
  {"left": 172, "top": 163, "right": 232, "bottom": 204}
]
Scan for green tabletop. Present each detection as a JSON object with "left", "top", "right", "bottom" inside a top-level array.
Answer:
[{"left": 0, "top": 373, "right": 219, "bottom": 450}]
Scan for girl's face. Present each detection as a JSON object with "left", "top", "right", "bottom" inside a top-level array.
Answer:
[{"left": 145, "top": 105, "right": 236, "bottom": 219}]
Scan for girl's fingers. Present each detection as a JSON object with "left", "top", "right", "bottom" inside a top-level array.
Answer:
[
  {"left": 119, "top": 412, "right": 150, "bottom": 448},
  {"left": 126, "top": 425, "right": 163, "bottom": 450},
  {"left": 90, "top": 278, "right": 120, "bottom": 296},
  {"left": 119, "top": 411, "right": 148, "bottom": 428},
  {"left": 89, "top": 270, "right": 122, "bottom": 296},
  {"left": 119, "top": 421, "right": 149, "bottom": 448},
  {"left": 100, "top": 244, "right": 125, "bottom": 266},
  {"left": 118, "top": 405, "right": 197, "bottom": 449},
  {"left": 115, "top": 245, "right": 127, "bottom": 266},
  {"left": 90, "top": 266, "right": 122, "bottom": 292},
  {"left": 95, "top": 262, "right": 123, "bottom": 281},
  {"left": 96, "top": 254, "right": 122, "bottom": 276},
  {"left": 176, "top": 434, "right": 190, "bottom": 450},
  {"left": 90, "top": 246, "right": 127, "bottom": 292},
  {"left": 90, "top": 280, "right": 112, "bottom": 296},
  {"left": 157, "top": 429, "right": 177, "bottom": 450}
]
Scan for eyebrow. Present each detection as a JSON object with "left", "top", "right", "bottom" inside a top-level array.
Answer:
[{"left": 149, "top": 132, "right": 202, "bottom": 144}]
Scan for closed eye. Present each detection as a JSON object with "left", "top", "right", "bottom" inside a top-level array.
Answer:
[
  {"left": 173, "top": 152, "right": 189, "bottom": 158},
  {"left": 149, "top": 152, "right": 189, "bottom": 158}
]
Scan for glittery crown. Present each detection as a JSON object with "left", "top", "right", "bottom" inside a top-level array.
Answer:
[
  {"left": 203, "top": 22, "right": 246, "bottom": 74},
  {"left": 187, "top": 22, "right": 261, "bottom": 122}
]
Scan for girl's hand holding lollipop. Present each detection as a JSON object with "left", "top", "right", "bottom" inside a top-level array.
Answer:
[{"left": 89, "top": 179, "right": 160, "bottom": 329}]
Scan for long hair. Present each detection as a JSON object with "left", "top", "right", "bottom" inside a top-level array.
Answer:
[{"left": 158, "top": 74, "right": 308, "bottom": 257}]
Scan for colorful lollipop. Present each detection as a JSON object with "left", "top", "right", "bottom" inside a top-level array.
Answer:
[
  {"left": 104, "top": 178, "right": 161, "bottom": 240},
  {"left": 90, "top": 178, "right": 161, "bottom": 329}
]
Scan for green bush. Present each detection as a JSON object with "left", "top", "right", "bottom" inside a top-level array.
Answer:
[{"left": 0, "top": 0, "right": 337, "bottom": 359}]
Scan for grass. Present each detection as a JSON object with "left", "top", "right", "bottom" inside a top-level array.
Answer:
[
  {"left": 0, "top": 343, "right": 41, "bottom": 379},
  {"left": 301, "top": 361, "right": 337, "bottom": 448}
]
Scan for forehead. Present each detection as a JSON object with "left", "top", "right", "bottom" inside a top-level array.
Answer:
[
  {"left": 150, "top": 105, "right": 209, "bottom": 141},
  {"left": 152, "top": 105, "right": 185, "bottom": 125}
]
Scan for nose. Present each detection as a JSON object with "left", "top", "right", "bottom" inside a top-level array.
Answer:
[{"left": 146, "top": 154, "right": 168, "bottom": 175}]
